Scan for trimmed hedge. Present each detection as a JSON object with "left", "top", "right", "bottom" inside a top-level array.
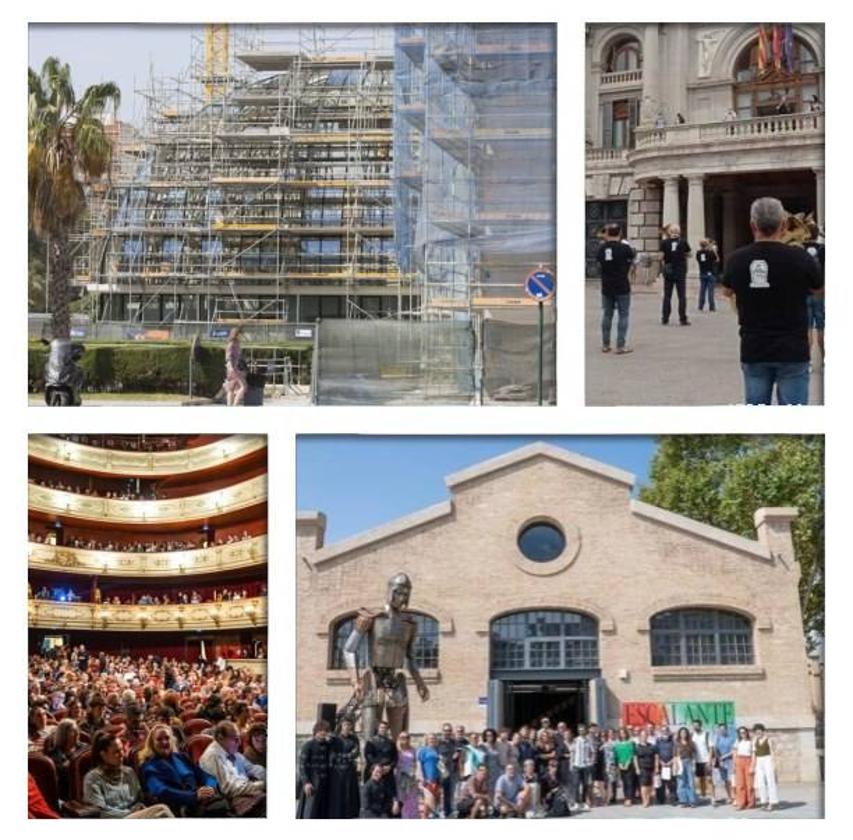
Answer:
[{"left": 28, "top": 342, "right": 309, "bottom": 396}]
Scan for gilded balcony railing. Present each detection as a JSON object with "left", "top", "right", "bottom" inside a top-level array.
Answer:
[
  {"left": 28, "top": 475, "right": 267, "bottom": 524},
  {"left": 28, "top": 596, "right": 267, "bottom": 632},
  {"left": 28, "top": 535, "right": 267, "bottom": 577},
  {"left": 28, "top": 434, "right": 266, "bottom": 477}
]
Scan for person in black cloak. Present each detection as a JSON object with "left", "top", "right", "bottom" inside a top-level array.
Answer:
[
  {"left": 330, "top": 717, "right": 361, "bottom": 818},
  {"left": 297, "top": 719, "right": 335, "bottom": 818},
  {"left": 363, "top": 719, "right": 398, "bottom": 805}
]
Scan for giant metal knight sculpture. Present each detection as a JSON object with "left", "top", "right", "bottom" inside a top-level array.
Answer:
[{"left": 342, "top": 572, "right": 429, "bottom": 739}]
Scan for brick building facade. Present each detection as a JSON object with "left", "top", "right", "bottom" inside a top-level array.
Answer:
[{"left": 296, "top": 443, "right": 818, "bottom": 782}]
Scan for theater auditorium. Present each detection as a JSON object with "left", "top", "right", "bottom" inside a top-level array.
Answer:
[{"left": 28, "top": 434, "right": 268, "bottom": 818}]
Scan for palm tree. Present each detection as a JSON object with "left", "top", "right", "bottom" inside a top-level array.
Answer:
[{"left": 28, "top": 57, "right": 120, "bottom": 338}]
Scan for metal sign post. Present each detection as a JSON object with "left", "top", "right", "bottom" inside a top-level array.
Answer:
[{"left": 524, "top": 268, "right": 555, "bottom": 405}]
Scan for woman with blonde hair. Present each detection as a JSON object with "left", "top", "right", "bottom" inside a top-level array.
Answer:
[
  {"left": 395, "top": 731, "right": 420, "bottom": 818},
  {"left": 138, "top": 723, "right": 223, "bottom": 817}
]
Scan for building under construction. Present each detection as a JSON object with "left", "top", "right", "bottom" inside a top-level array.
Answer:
[{"left": 74, "top": 26, "right": 410, "bottom": 327}]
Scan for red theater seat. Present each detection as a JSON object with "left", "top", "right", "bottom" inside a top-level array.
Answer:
[
  {"left": 185, "top": 734, "right": 213, "bottom": 765},
  {"left": 68, "top": 748, "right": 94, "bottom": 803},
  {"left": 28, "top": 753, "right": 59, "bottom": 812},
  {"left": 109, "top": 714, "right": 126, "bottom": 727},
  {"left": 183, "top": 718, "right": 212, "bottom": 737},
  {"left": 180, "top": 709, "right": 200, "bottom": 722},
  {"left": 53, "top": 709, "right": 68, "bottom": 722},
  {"left": 252, "top": 712, "right": 267, "bottom": 723}
]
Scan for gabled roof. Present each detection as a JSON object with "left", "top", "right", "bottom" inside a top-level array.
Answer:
[
  {"left": 302, "top": 444, "right": 772, "bottom": 567},
  {"left": 444, "top": 442, "right": 635, "bottom": 489}
]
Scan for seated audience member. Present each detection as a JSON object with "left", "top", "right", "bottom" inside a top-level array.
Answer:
[
  {"left": 80, "top": 696, "right": 107, "bottom": 738},
  {"left": 139, "top": 724, "right": 226, "bottom": 817},
  {"left": 199, "top": 720, "right": 266, "bottom": 816},
  {"left": 83, "top": 731, "right": 174, "bottom": 818},
  {"left": 44, "top": 719, "right": 85, "bottom": 800},
  {"left": 28, "top": 701, "right": 55, "bottom": 752},
  {"left": 243, "top": 722, "right": 267, "bottom": 767}
]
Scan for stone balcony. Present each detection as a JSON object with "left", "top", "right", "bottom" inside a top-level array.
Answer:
[
  {"left": 599, "top": 68, "right": 643, "bottom": 89},
  {"left": 585, "top": 146, "right": 632, "bottom": 172},
  {"left": 28, "top": 535, "right": 267, "bottom": 577},
  {"left": 28, "top": 596, "right": 267, "bottom": 632},
  {"left": 629, "top": 112, "right": 824, "bottom": 178},
  {"left": 28, "top": 474, "right": 267, "bottom": 525}
]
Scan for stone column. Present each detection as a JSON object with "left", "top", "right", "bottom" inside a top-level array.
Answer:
[
  {"left": 641, "top": 24, "right": 661, "bottom": 123},
  {"left": 813, "top": 168, "right": 824, "bottom": 230},
  {"left": 686, "top": 175, "right": 705, "bottom": 281},
  {"left": 665, "top": 23, "right": 690, "bottom": 121},
  {"left": 662, "top": 176, "right": 680, "bottom": 229}
]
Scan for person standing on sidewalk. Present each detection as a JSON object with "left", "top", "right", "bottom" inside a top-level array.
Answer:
[
  {"left": 721, "top": 197, "right": 822, "bottom": 405},
  {"left": 752, "top": 724, "right": 780, "bottom": 811},
  {"left": 596, "top": 224, "right": 635, "bottom": 354},
  {"left": 733, "top": 726, "right": 756, "bottom": 810},
  {"left": 696, "top": 239, "right": 719, "bottom": 312},
  {"left": 674, "top": 727, "right": 697, "bottom": 808},
  {"left": 660, "top": 224, "right": 692, "bottom": 326}
]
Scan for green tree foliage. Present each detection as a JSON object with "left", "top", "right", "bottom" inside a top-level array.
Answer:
[
  {"left": 639, "top": 436, "right": 824, "bottom": 642},
  {"left": 28, "top": 58, "right": 119, "bottom": 338}
]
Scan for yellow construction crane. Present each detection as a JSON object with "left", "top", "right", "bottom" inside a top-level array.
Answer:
[{"left": 204, "top": 23, "right": 229, "bottom": 100}]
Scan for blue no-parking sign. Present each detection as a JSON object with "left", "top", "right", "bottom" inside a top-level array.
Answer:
[{"left": 525, "top": 269, "right": 555, "bottom": 301}]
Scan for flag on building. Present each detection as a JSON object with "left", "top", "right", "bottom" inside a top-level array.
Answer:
[
  {"left": 772, "top": 24, "right": 783, "bottom": 70},
  {"left": 758, "top": 25, "right": 770, "bottom": 72},
  {"left": 783, "top": 24, "right": 795, "bottom": 73}
]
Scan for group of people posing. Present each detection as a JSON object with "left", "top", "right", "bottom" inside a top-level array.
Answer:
[
  {"left": 595, "top": 196, "right": 824, "bottom": 405},
  {"left": 298, "top": 716, "right": 781, "bottom": 818}
]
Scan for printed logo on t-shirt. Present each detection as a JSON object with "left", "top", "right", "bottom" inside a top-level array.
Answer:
[
  {"left": 699, "top": 253, "right": 705, "bottom": 262},
  {"left": 748, "top": 259, "right": 770, "bottom": 288},
  {"left": 807, "top": 246, "right": 818, "bottom": 258},
  {"left": 671, "top": 242, "right": 677, "bottom": 252},
  {"left": 604, "top": 248, "right": 613, "bottom": 261}
]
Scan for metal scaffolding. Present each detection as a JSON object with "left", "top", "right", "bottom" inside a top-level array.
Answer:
[{"left": 74, "top": 25, "right": 413, "bottom": 326}]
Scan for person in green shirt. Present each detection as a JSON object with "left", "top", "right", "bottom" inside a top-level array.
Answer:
[{"left": 613, "top": 727, "right": 637, "bottom": 806}]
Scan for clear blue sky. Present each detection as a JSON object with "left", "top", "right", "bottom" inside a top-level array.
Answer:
[
  {"left": 297, "top": 436, "right": 659, "bottom": 543},
  {"left": 28, "top": 24, "right": 394, "bottom": 126}
]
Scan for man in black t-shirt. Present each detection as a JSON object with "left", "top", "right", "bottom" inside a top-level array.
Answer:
[
  {"left": 595, "top": 224, "right": 635, "bottom": 353},
  {"left": 721, "top": 197, "right": 822, "bottom": 405},
  {"left": 696, "top": 239, "right": 719, "bottom": 312},
  {"left": 660, "top": 225, "right": 692, "bottom": 325}
]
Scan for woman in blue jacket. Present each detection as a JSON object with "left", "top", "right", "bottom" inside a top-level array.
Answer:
[{"left": 139, "top": 724, "right": 226, "bottom": 817}]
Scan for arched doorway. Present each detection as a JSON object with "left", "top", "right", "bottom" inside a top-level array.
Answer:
[{"left": 488, "top": 609, "right": 602, "bottom": 730}]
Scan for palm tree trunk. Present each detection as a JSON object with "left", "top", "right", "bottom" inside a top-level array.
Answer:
[{"left": 49, "top": 230, "right": 72, "bottom": 339}]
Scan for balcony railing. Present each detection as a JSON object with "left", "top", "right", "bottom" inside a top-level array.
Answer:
[
  {"left": 28, "top": 535, "right": 267, "bottom": 577},
  {"left": 585, "top": 147, "right": 631, "bottom": 166},
  {"left": 28, "top": 596, "right": 267, "bottom": 631},
  {"left": 28, "top": 475, "right": 267, "bottom": 524},
  {"left": 635, "top": 112, "right": 824, "bottom": 150},
  {"left": 29, "top": 434, "right": 265, "bottom": 477},
  {"left": 600, "top": 69, "right": 643, "bottom": 86}
]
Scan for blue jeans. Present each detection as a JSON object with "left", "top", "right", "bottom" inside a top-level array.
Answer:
[
  {"left": 806, "top": 296, "right": 825, "bottom": 330},
  {"left": 677, "top": 758, "right": 697, "bottom": 805},
  {"left": 741, "top": 361, "right": 810, "bottom": 405},
  {"left": 698, "top": 273, "right": 716, "bottom": 310},
  {"left": 601, "top": 293, "right": 630, "bottom": 348}
]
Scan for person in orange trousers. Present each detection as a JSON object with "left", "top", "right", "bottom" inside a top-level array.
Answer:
[{"left": 733, "top": 726, "right": 756, "bottom": 809}]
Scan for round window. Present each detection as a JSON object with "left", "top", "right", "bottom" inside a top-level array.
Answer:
[{"left": 518, "top": 522, "right": 566, "bottom": 563}]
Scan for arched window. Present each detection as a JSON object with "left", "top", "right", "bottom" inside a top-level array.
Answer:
[
  {"left": 650, "top": 608, "right": 753, "bottom": 666},
  {"left": 491, "top": 610, "right": 598, "bottom": 671},
  {"left": 605, "top": 37, "right": 642, "bottom": 73},
  {"left": 328, "top": 612, "right": 439, "bottom": 670},
  {"left": 733, "top": 35, "right": 820, "bottom": 118}
]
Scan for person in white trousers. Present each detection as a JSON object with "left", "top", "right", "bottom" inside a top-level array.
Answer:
[{"left": 752, "top": 724, "right": 779, "bottom": 811}]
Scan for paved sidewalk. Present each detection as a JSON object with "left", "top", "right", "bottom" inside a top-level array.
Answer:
[
  {"left": 572, "top": 784, "right": 823, "bottom": 819},
  {"left": 585, "top": 282, "right": 824, "bottom": 406}
]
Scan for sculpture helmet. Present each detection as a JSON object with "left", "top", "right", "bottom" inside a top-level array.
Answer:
[{"left": 386, "top": 572, "right": 412, "bottom": 608}]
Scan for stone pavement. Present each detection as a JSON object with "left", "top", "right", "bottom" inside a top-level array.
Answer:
[
  {"left": 571, "top": 785, "right": 823, "bottom": 819},
  {"left": 585, "top": 281, "right": 824, "bottom": 406}
]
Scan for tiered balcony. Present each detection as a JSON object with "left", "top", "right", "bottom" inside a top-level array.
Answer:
[
  {"left": 28, "top": 474, "right": 267, "bottom": 525},
  {"left": 28, "top": 535, "right": 267, "bottom": 577},
  {"left": 28, "top": 596, "right": 267, "bottom": 631},
  {"left": 29, "top": 434, "right": 265, "bottom": 477},
  {"left": 599, "top": 68, "right": 643, "bottom": 89}
]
